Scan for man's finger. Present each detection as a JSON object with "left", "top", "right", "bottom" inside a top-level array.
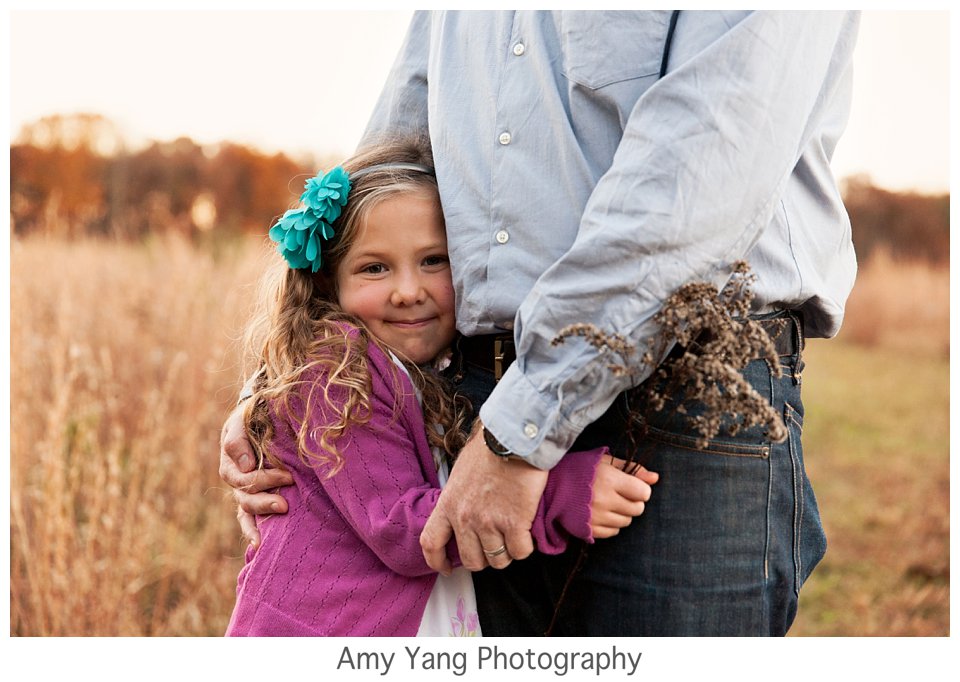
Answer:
[
  {"left": 237, "top": 506, "right": 261, "bottom": 549},
  {"left": 234, "top": 488, "right": 288, "bottom": 516},
  {"left": 477, "top": 533, "right": 511, "bottom": 570},
  {"left": 220, "top": 456, "right": 293, "bottom": 493},
  {"left": 454, "top": 529, "right": 489, "bottom": 572},
  {"left": 421, "top": 511, "right": 455, "bottom": 575},
  {"left": 244, "top": 467, "right": 294, "bottom": 493},
  {"left": 503, "top": 526, "right": 535, "bottom": 562},
  {"left": 220, "top": 406, "right": 256, "bottom": 472},
  {"left": 225, "top": 444, "right": 256, "bottom": 474}
]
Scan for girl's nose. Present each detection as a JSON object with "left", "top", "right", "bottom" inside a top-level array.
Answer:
[{"left": 390, "top": 273, "right": 427, "bottom": 306}]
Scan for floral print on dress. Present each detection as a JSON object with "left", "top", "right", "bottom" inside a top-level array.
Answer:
[{"left": 449, "top": 595, "right": 480, "bottom": 636}]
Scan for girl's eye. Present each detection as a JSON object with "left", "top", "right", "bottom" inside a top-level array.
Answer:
[
  {"left": 423, "top": 255, "right": 449, "bottom": 267},
  {"left": 361, "top": 263, "right": 386, "bottom": 275}
]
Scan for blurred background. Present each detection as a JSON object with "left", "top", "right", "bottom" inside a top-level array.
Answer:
[{"left": 7, "top": 10, "right": 951, "bottom": 638}]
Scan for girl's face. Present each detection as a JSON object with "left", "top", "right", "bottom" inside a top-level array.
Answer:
[{"left": 336, "top": 189, "right": 457, "bottom": 365}]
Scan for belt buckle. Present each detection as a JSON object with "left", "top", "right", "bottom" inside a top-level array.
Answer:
[{"left": 494, "top": 338, "right": 506, "bottom": 381}]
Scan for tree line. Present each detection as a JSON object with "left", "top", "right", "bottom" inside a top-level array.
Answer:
[
  {"left": 10, "top": 113, "right": 324, "bottom": 240},
  {"left": 840, "top": 176, "right": 949, "bottom": 264},
  {"left": 9, "top": 113, "right": 950, "bottom": 263}
]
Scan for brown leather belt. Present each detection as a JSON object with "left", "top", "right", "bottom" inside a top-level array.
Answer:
[{"left": 456, "top": 311, "right": 803, "bottom": 382}]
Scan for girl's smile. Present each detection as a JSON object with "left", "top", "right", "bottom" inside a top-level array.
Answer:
[
  {"left": 335, "top": 189, "right": 456, "bottom": 364},
  {"left": 388, "top": 317, "right": 436, "bottom": 327}
]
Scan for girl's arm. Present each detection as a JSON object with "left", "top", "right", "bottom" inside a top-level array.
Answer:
[
  {"left": 534, "top": 450, "right": 658, "bottom": 554},
  {"left": 298, "top": 347, "right": 652, "bottom": 576}
]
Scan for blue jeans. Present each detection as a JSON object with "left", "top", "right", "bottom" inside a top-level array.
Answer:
[{"left": 457, "top": 318, "right": 826, "bottom": 636}]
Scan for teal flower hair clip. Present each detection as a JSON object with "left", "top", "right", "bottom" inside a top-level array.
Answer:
[
  {"left": 267, "top": 162, "right": 434, "bottom": 273},
  {"left": 268, "top": 166, "right": 351, "bottom": 273}
]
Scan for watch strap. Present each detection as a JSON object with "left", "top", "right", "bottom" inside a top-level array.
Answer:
[{"left": 482, "top": 426, "right": 514, "bottom": 458}]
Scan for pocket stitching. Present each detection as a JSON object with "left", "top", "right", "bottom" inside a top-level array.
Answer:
[
  {"left": 641, "top": 422, "right": 771, "bottom": 459},
  {"left": 560, "top": 68, "right": 658, "bottom": 91},
  {"left": 785, "top": 404, "right": 803, "bottom": 595},
  {"left": 784, "top": 402, "right": 803, "bottom": 429}
]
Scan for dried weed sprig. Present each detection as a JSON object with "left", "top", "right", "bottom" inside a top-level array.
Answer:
[
  {"left": 549, "top": 323, "right": 635, "bottom": 377},
  {"left": 552, "top": 261, "right": 788, "bottom": 450}
]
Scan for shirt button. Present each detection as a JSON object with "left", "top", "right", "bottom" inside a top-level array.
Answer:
[
  {"left": 513, "top": 42, "right": 525, "bottom": 56},
  {"left": 499, "top": 131, "right": 512, "bottom": 145},
  {"left": 523, "top": 423, "right": 539, "bottom": 439},
  {"left": 495, "top": 230, "right": 510, "bottom": 244}
]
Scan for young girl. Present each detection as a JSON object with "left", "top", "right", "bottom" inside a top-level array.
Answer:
[{"left": 225, "top": 136, "right": 657, "bottom": 636}]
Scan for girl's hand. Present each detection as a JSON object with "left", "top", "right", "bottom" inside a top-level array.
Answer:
[{"left": 589, "top": 456, "right": 659, "bottom": 539}]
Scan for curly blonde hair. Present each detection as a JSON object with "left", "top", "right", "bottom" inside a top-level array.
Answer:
[{"left": 242, "top": 134, "right": 469, "bottom": 476}]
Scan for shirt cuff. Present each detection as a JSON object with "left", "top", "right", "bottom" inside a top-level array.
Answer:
[{"left": 478, "top": 363, "right": 583, "bottom": 470}]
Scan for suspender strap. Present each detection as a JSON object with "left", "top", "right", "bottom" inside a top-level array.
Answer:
[{"left": 659, "top": 10, "right": 681, "bottom": 79}]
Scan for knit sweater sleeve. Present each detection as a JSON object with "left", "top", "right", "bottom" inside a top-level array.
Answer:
[{"left": 532, "top": 446, "right": 608, "bottom": 554}]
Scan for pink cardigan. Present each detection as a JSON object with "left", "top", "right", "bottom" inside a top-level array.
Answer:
[{"left": 226, "top": 339, "right": 604, "bottom": 636}]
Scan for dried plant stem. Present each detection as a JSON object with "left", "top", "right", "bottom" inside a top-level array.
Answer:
[{"left": 553, "top": 261, "right": 788, "bottom": 451}]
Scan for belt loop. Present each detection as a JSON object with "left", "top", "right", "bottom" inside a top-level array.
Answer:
[
  {"left": 787, "top": 310, "right": 803, "bottom": 386},
  {"left": 494, "top": 338, "right": 506, "bottom": 381}
]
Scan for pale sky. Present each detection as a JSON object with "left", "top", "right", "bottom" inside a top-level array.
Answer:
[{"left": 6, "top": 9, "right": 954, "bottom": 193}]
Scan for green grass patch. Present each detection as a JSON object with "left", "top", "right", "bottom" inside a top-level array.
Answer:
[{"left": 790, "top": 340, "right": 949, "bottom": 636}]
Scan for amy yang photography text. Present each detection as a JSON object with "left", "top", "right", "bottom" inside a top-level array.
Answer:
[{"left": 336, "top": 644, "right": 643, "bottom": 677}]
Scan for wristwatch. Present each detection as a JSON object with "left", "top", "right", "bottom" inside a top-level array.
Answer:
[{"left": 482, "top": 425, "right": 516, "bottom": 459}]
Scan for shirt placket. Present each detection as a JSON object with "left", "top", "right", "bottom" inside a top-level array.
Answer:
[{"left": 487, "top": 11, "right": 529, "bottom": 331}]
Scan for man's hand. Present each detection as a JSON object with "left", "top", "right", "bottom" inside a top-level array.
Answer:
[
  {"left": 219, "top": 405, "right": 294, "bottom": 548},
  {"left": 420, "top": 425, "right": 548, "bottom": 574}
]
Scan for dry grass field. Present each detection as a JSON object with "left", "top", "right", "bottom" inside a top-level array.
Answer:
[
  {"left": 9, "top": 236, "right": 950, "bottom": 636},
  {"left": 10, "top": 235, "right": 261, "bottom": 635},
  {"left": 789, "top": 254, "right": 950, "bottom": 636}
]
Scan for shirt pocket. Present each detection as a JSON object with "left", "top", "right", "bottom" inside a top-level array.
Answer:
[{"left": 560, "top": 10, "right": 672, "bottom": 89}]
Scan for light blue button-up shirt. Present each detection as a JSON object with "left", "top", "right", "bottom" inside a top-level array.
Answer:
[{"left": 364, "top": 10, "right": 860, "bottom": 469}]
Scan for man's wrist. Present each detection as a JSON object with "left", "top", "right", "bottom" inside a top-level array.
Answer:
[
  {"left": 479, "top": 423, "right": 534, "bottom": 465},
  {"left": 482, "top": 424, "right": 515, "bottom": 459}
]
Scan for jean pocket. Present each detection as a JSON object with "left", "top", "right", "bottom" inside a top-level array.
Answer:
[{"left": 560, "top": 10, "right": 670, "bottom": 89}]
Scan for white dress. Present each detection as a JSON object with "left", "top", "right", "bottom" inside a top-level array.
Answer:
[
  {"left": 415, "top": 456, "right": 482, "bottom": 636},
  {"left": 387, "top": 353, "right": 482, "bottom": 637}
]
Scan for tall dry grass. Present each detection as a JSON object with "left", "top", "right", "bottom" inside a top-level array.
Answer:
[
  {"left": 838, "top": 248, "right": 949, "bottom": 355},
  {"left": 10, "top": 235, "right": 265, "bottom": 635}
]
